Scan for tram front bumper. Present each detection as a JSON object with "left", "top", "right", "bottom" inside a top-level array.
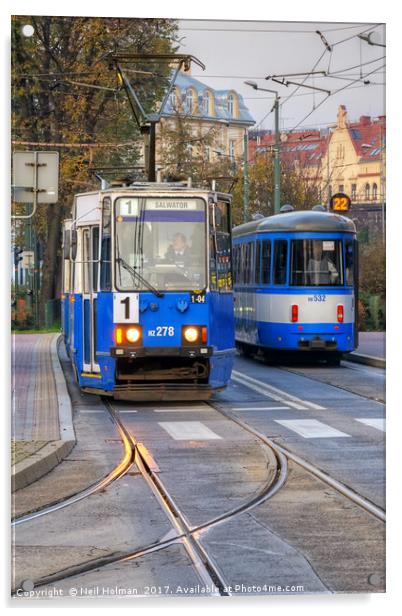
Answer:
[{"left": 110, "top": 346, "right": 213, "bottom": 359}]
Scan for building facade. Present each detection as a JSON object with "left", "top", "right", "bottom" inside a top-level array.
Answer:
[
  {"left": 157, "top": 70, "right": 255, "bottom": 175},
  {"left": 249, "top": 105, "right": 386, "bottom": 238}
]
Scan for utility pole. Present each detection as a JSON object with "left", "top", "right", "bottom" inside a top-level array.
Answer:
[
  {"left": 273, "top": 98, "right": 281, "bottom": 215},
  {"left": 244, "top": 81, "right": 281, "bottom": 214},
  {"left": 243, "top": 131, "right": 249, "bottom": 222}
]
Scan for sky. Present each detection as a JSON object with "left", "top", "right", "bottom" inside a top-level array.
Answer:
[{"left": 176, "top": 19, "right": 385, "bottom": 133}]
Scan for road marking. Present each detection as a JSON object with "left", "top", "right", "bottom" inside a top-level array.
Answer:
[
  {"left": 79, "top": 409, "right": 105, "bottom": 413},
  {"left": 153, "top": 407, "right": 208, "bottom": 413},
  {"left": 231, "top": 406, "right": 290, "bottom": 411},
  {"left": 118, "top": 410, "right": 138, "bottom": 414},
  {"left": 274, "top": 419, "right": 350, "bottom": 439},
  {"left": 158, "top": 421, "right": 222, "bottom": 440},
  {"left": 355, "top": 418, "right": 386, "bottom": 432},
  {"left": 232, "top": 370, "right": 326, "bottom": 411}
]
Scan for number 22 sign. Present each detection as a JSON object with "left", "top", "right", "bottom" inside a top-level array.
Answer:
[{"left": 113, "top": 293, "right": 139, "bottom": 323}]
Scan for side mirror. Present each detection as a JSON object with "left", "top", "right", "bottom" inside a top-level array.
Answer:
[
  {"left": 71, "top": 229, "right": 77, "bottom": 260},
  {"left": 63, "top": 230, "right": 71, "bottom": 259}
]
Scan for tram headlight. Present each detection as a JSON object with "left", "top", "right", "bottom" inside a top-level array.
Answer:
[
  {"left": 183, "top": 326, "right": 199, "bottom": 343},
  {"left": 182, "top": 325, "right": 208, "bottom": 345},
  {"left": 126, "top": 326, "right": 142, "bottom": 343},
  {"left": 115, "top": 325, "right": 142, "bottom": 345}
]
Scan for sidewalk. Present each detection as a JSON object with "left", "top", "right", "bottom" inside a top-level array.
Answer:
[
  {"left": 348, "top": 331, "right": 385, "bottom": 368},
  {"left": 11, "top": 333, "right": 76, "bottom": 492}
]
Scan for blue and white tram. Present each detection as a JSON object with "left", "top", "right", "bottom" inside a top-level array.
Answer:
[
  {"left": 232, "top": 208, "right": 358, "bottom": 363},
  {"left": 61, "top": 180, "right": 235, "bottom": 400}
]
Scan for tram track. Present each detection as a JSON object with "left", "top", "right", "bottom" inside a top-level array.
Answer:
[
  {"left": 14, "top": 396, "right": 287, "bottom": 596},
  {"left": 14, "top": 379, "right": 385, "bottom": 596},
  {"left": 239, "top": 353, "right": 385, "bottom": 405},
  {"left": 208, "top": 400, "right": 386, "bottom": 523}
]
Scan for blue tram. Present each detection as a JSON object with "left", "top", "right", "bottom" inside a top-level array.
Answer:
[
  {"left": 61, "top": 180, "right": 235, "bottom": 400},
  {"left": 232, "top": 207, "right": 358, "bottom": 363}
]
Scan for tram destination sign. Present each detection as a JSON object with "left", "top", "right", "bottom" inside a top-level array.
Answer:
[{"left": 329, "top": 192, "right": 351, "bottom": 212}]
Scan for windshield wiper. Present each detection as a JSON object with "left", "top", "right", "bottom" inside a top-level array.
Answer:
[{"left": 116, "top": 256, "right": 164, "bottom": 298}]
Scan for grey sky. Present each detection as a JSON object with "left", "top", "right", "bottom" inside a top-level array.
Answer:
[{"left": 177, "top": 20, "right": 385, "bottom": 132}]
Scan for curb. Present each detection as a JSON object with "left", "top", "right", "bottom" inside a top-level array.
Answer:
[
  {"left": 345, "top": 352, "right": 385, "bottom": 369},
  {"left": 12, "top": 334, "right": 76, "bottom": 492}
]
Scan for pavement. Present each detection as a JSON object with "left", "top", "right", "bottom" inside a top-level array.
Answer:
[
  {"left": 348, "top": 331, "right": 385, "bottom": 368},
  {"left": 11, "top": 333, "right": 76, "bottom": 492}
]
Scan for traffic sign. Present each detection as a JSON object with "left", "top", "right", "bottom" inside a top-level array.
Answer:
[{"left": 12, "top": 151, "right": 59, "bottom": 204}]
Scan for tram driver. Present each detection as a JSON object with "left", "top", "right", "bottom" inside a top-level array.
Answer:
[
  {"left": 307, "top": 241, "right": 339, "bottom": 285},
  {"left": 165, "top": 232, "right": 192, "bottom": 267}
]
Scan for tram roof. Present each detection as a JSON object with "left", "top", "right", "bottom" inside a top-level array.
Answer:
[
  {"left": 233, "top": 210, "right": 356, "bottom": 237},
  {"left": 74, "top": 182, "right": 230, "bottom": 198}
]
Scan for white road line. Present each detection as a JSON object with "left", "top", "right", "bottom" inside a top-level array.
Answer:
[
  {"left": 274, "top": 419, "right": 350, "bottom": 439},
  {"left": 158, "top": 421, "right": 222, "bottom": 441},
  {"left": 231, "top": 407, "right": 290, "bottom": 411},
  {"left": 232, "top": 370, "right": 326, "bottom": 411},
  {"left": 79, "top": 410, "right": 105, "bottom": 413},
  {"left": 153, "top": 407, "right": 209, "bottom": 413},
  {"left": 118, "top": 410, "right": 138, "bottom": 414},
  {"left": 355, "top": 418, "right": 386, "bottom": 432}
]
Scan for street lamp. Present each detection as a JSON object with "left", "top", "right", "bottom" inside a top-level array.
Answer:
[{"left": 245, "top": 81, "right": 281, "bottom": 214}]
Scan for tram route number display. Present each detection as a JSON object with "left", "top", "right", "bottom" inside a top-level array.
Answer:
[
  {"left": 113, "top": 293, "right": 139, "bottom": 323},
  {"left": 330, "top": 192, "right": 351, "bottom": 212}
]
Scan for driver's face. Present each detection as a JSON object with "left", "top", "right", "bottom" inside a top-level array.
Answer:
[{"left": 173, "top": 236, "right": 186, "bottom": 251}]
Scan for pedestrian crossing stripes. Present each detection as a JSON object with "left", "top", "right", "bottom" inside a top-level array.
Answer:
[
  {"left": 158, "top": 421, "right": 222, "bottom": 441},
  {"left": 274, "top": 419, "right": 350, "bottom": 439},
  {"left": 355, "top": 418, "right": 386, "bottom": 432}
]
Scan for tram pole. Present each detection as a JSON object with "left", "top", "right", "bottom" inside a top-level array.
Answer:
[
  {"left": 243, "top": 130, "right": 249, "bottom": 222},
  {"left": 244, "top": 81, "right": 281, "bottom": 214}
]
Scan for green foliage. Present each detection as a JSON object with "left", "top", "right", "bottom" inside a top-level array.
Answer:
[
  {"left": 11, "top": 16, "right": 179, "bottom": 321},
  {"left": 231, "top": 152, "right": 322, "bottom": 226}
]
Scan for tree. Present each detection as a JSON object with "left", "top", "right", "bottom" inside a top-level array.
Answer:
[
  {"left": 11, "top": 16, "right": 178, "bottom": 324},
  {"left": 231, "top": 150, "right": 322, "bottom": 225}
]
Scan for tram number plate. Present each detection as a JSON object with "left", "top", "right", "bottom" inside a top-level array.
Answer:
[
  {"left": 308, "top": 294, "right": 327, "bottom": 302},
  {"left": 190, "top": 290, "right": 206, "bottom": 304},
  {"left": 113, "top": 293, "right": 139, "bottom": 323}
]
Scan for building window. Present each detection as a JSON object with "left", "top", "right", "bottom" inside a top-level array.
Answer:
[
  {"left": 372, "top": 183, "right": 378, "bottom": 200},
  {"left": 204, "top": 146, "right": 210, "bottom": 162},
  {"left": 203, "top": 92, "right": 210, "bottom": 115},
  {"left": 227, "top": 93, "right": 235, "bottom": 117},
  {"left": 229, "top": 140, "right": 236, "bottom": 162},
  {"left": 169, "top": 88, "right": 177, "bottom": 109},
  {"left": 351, "top": 184, "right": 357, "bottom": 200},
  {"left": 186, "top": 89, "right": 194, "bottom": 113},
  {"left": 365, "top": 183, "right": 370, "bottom": 200},
  {"left": 338, "top": 184, "right": 344, "bottom": 193}
]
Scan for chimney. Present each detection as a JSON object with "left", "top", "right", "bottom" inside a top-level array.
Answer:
[{"left": 360, "top": 115, "right": 371, "bottom": 126}]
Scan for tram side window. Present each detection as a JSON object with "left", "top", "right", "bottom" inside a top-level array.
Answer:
[
  {"left": 92, "top": 227, "right": 99, "bottom": 292},
  {"left": 345, "top": 239, "right": 355, "bottom": 286},
  {"left": 100, "top": 197, "right": 111, "bottom": 291},
  {"left": 255, "top": 240, "right": 261, "bottom": 284},
  {"left": 261, "top": 240, "right": 271, "bottom": 285},
  {"left": 273, "top": 240, "right": 288, "bottom": 285},
  {"left": 215, "top": 201, "right": 232, "bottom": 292}
]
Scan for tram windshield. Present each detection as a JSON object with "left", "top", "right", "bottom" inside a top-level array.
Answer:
[
  {"left": 290, "top": 239, "right": 343, "bottom": 286},
  {"left": 114, "top": 197, "right": 206, "bottom": 291}
]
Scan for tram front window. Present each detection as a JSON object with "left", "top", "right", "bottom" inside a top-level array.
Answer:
[
  {"left": 290, "top": 239, "right": 343, "bottom": 286},
  {"left": 115, "top": 197, "right": 206, "bottom": 291}
]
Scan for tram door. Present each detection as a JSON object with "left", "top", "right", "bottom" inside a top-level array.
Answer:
[{"left": 82, "top": 225, "right": 100, "bottom": 374}]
